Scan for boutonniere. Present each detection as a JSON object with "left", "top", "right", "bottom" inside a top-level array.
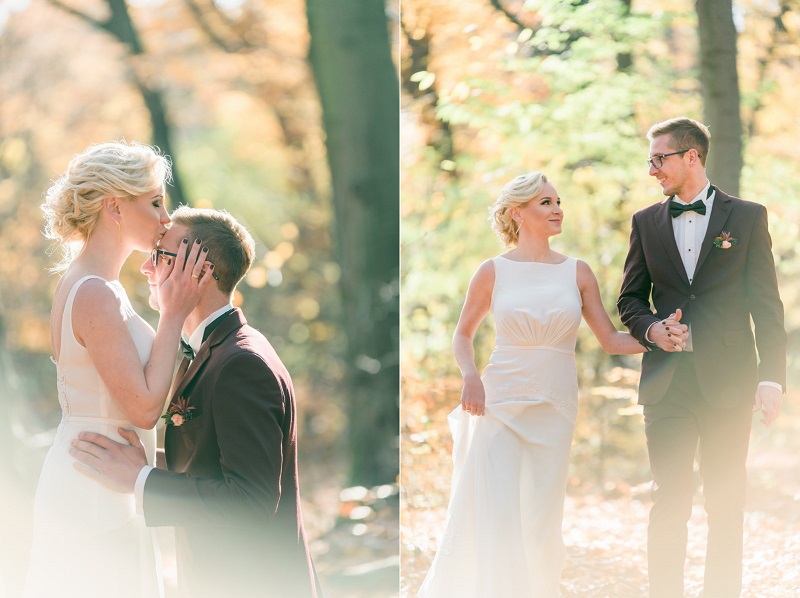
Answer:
[
  {"left": 162, "top": 396, "right": 196, "bottom": 427},
  {"left": 713, "top": 231, "right": 738, "bottom": 249}
]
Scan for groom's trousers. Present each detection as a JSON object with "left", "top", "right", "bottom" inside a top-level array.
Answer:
[{"left": 643, "top": 352, "right": 752, "bottom": 598}]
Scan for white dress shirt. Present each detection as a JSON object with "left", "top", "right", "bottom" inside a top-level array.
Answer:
[
  {"left": 672, "top": 180, "right": 714, "bottom": 286},
  {"left": 134, "top": 303, "right": 235, "bottom": 513}
]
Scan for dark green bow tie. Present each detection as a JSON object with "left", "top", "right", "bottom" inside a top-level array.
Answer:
[
  {"left": 180, "top": 339, "right": 195, "bottom": 361},
  {"left": 670, "top": 199, "right": 706, "bottom": 218}
]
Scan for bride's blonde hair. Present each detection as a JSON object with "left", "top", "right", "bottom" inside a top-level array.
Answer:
[
  {"left": 42, "top": 141, "right": 171, "bottom": 270},
  {"left": 488, "top": 171, "right": 548, "bottom": 246}
]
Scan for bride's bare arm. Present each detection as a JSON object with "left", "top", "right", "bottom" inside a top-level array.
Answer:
[
  {"left": 72, "top": 243, "right": 213, "bottom": 428},
  {"left": 452, "top": 260, "right": 494, "bottom": 416},
  {"left": 577, "top": 259, "right": 685, "bottom": 355}
]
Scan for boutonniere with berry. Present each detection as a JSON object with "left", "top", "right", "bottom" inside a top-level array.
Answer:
[
  {"left": 713, "top": 231, "right": 738, "bottom": 249},
  {"left": 162, "top": 396, "right": 196, "bottom": 427}
]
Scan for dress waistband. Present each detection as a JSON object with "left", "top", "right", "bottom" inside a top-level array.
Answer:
[{"left": 494, "top": 345, "right": 574, "bottom": 356}]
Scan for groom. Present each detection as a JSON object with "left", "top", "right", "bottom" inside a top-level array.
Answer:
[
  {"left": 618, "top": 117, "right": 786, "bottom": 597},
  {"left": 71, "top": 207, "right": 320, "bottom": 598}
]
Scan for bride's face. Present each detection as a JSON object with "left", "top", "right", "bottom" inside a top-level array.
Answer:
[
  {"left": 515, "top": 182, "right": 563, "bottom": 238},
  {"left": 140, "top": 224, "right": 189, "bottom": 311},
  {"left": 119, "top": 187, "right": 171, "bottom": 252}
]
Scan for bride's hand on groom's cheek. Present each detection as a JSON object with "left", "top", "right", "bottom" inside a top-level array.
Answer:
[
  {"left": 69, "top": 428, "right": 147, "bottom": 494},
  {"left": 157, "top": 239, "right": 214, "bottom": 318}
]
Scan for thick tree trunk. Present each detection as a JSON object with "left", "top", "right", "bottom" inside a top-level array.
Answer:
[
  {"left": 46, "top": 0, "right": 188, "bottom": 205},
  {"left": 133, "top": 77, "right": 188, "bottom": 206},
  {"left": 307, "top": 0, "right": 399, "bottom": 485},
  {"left": 697, "top": 0, "right": 742, "bottom": 196}
]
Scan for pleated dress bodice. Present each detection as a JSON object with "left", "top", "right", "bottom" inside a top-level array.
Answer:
[{"left": 481, "top": 255, "right": 583, "bottom": 423}]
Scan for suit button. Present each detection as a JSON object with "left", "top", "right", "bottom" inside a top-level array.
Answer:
[{"left": 689, "top": 294, "right": 696, "bottom": 301}]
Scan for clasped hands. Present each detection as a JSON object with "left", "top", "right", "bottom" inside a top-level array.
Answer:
[
  {"left": 649, "top": 309, "right": 781, "bottom": 425},
  {"left": 648, "top": 308, "right": 688, "bottom": 352}
]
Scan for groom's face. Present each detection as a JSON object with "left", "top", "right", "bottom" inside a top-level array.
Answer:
[
  {"left": 140, "top": 224, "right": 190, "bottom": 311},
  {"left": 649, "top": 134, "right": 689, "bottom": 197}
]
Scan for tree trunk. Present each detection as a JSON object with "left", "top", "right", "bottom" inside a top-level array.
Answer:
[
  {"left": 46, "top": 0, "right": 189, "bottom": 205},
  {"left": 697, "top": 0, "right": 742, "bottom": 196},
  {"left": 307, "top": 0, "right": 399, "bottom": 485},
  {"left": 132, "top": 77, "right": 188, "bottom": 206}
]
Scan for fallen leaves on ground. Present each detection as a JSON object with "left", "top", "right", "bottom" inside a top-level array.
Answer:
[{"left": 401, "top": 374, "right": 800, "bottom": 597}]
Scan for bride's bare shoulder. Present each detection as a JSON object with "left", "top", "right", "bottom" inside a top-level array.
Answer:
[{"left": 471, "top": 258, "right": 496, "bottom": 284}]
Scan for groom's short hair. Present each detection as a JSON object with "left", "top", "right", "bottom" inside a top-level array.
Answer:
[
  {"left": 647, "top": 117, "right": 711, "bottom": 166},
  {"left": 170, "top": 206, "right": 255, "bottom": 295}
]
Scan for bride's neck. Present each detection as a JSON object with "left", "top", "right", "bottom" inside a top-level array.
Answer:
[
  {"left": 512, "top": 235, "right": 553, "bottom": 262},
  {"left": 71, "top": 227, "right": 130, "bottom": 280}
]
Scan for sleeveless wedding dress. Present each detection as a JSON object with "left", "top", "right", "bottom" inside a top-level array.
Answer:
[
  {"left": 24, "top": 275, "right": 163, "bottom": 598},
  {"left": 418, "top": 256, "right": 583, "bottom": 598}
]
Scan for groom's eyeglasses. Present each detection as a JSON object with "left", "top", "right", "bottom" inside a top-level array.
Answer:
[
  {"left": 647, "top": 149, "right": 694, "bottom": 170},
  {"left": 151, "top": 247, "right": 178, "bottom": 267},
  {"left": 151, "top": 247, "right": 220, "bottom": 281}
]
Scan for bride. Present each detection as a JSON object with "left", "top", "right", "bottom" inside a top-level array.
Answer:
[
  {"left": 417, "top": 172, "right": 687, "bottom": 597},
  {"left": 24, "top": 141, "right": 213, "bottom": 598}
]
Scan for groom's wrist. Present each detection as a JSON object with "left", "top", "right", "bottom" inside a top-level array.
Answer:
[
  {"left": 643, "top": 322, "right": 659, "bottom": 351},
  {"left": 134, "top": 465, "right": 154, "bottom": 515},
  {"left": 758, "top": 381, "right": 783, "bottom": 393}
]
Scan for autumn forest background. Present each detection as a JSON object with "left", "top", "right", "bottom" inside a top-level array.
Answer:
[
  {"left": 3, "top": 0, "right": 800, "bottom": 596},
  {"left": 0, "top": 1, "right": 398, "bottom": 597},
  {"left": 401, "top": 0, "right": 800, "bottom": 596}
]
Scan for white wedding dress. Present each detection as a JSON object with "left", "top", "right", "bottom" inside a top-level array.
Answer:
[
  {"left": 24, "top": 275, "right": 163, "bottom": 598},
  {"left": 418, "top": 256, "right": 583, "bottom": 598}
]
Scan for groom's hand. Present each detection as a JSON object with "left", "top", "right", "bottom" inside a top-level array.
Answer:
[
  {"left": 70, "top": 428, "right": 147, "bottom": 493},
  {"left": 648, "top": 308, "right": 688, "bottom": 352},
  {"left": 753, "top": 385, "right": 782, "bottom": 426}
]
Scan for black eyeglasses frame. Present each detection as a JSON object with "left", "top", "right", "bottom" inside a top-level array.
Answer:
[
  {"left": 151, "top": 247, "right": 219, "bottom": 280},
  {"left": 647, "top": 149, "right": 695, "bottom": 170}
]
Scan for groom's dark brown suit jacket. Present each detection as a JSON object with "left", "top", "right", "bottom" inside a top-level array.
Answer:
[
  {"left": 142, "top": 308, "right": 320, "bottom": 597},
  {"left": 618, "top": 188, "right": 786, "bottom": 406}
]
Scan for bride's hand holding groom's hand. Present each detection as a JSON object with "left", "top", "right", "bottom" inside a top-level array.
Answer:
[
  {"left": 461, "top": 373, "right": 486, "bottom": 417},
  {"left": 649, "top": 308, "right": 689, "bottom": 352},
  {"left": 70, "top": 428, "right": 146, "bottom": 493}
]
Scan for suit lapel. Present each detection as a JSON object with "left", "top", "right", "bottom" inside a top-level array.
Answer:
[
  {"left": 170, "top": 350, "right": 212, "bottom": 404},
  {"left": 165, "top": 357, "right": 192, "bottom": 412},
  {"left": 653, "top": 198, "right": 690, "bottom": 286},
  {"left": 694, "top": 189, "right": 733, "bottom": 278}
]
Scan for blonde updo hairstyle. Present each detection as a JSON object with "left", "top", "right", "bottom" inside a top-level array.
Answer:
[
  {"left": 488, "top": 171, "right": 548, "bottom": 246},
  {"left": 42, "top": 141, "right": 172, "bottom": 269}
]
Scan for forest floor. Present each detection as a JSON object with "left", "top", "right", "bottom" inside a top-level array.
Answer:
[{"left": 401, "top": 375, "right": 800, "bottom": 597}]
